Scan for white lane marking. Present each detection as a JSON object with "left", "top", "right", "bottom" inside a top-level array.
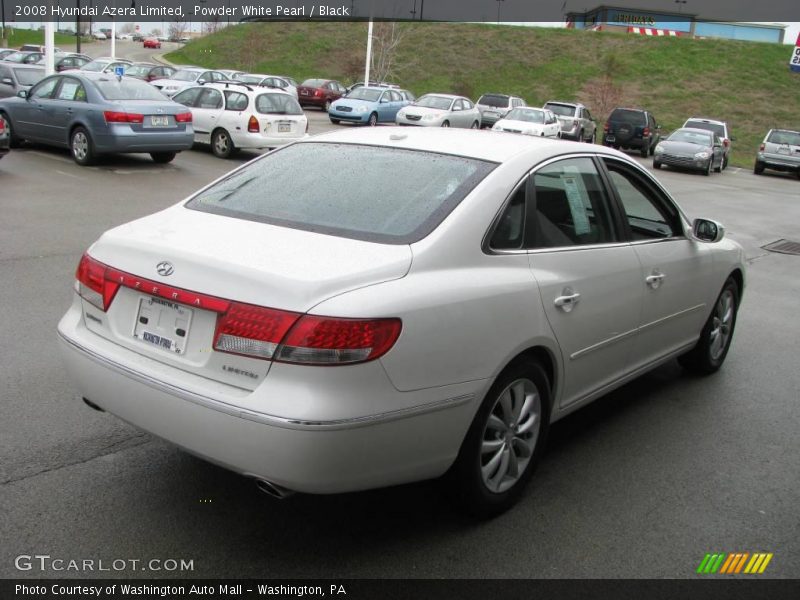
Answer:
[{"left": 55, "top": 170, "right": 81, "bottom": 179}]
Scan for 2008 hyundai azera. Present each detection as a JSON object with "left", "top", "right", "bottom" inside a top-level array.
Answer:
[{"left": 58, "top": 128, "right": 744, "bottom": 516}]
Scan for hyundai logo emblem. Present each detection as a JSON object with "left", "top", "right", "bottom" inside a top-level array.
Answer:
[{"left": 156, "top": 261, "right": 174, "bottom": 276}]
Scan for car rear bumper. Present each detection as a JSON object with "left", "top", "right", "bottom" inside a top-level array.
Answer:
[
  {"left": 94, "top": 129, "right": 195, "bottom": 154},
  {"left": 57, "top": 298, "right": 480, "bottom": 494},
  {"left": 758, "top": 151, "right": 800, "bottom": 170},
  {"left": 230, "top": 131, "right": 309, "bottom": 149},
  {"left": 329, "top": 111, "right": 370, "bottom": 123},
  {"left": 298, "top": 96, "right": 326, "bottom": 107}
]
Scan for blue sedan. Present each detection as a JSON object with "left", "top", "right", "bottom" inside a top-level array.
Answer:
[
  {"left": 328, "top": 86, "right": 411, "bottom": 126},
  {"left": 0, "top": 72, "right": 194, "bottom": 165}
]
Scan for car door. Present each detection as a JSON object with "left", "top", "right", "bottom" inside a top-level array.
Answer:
[
  {"left": 191, "top": 88, "right": 223, "bottom": 144},
  {"left": 49, "top": 76, "right": 87, "bottom": 146},
  {"left": 171, "top": 87, "right": 204, "bottom": 143},
  {"left": 601, "top": 157, "right": 714, "bottom": 370},
  {"left": 527, "top": 156, "right": 643, "bottom": 408},
  {"left": 461, "top": 98, "right": 478, "bottom": 127},
  {"left": 15, "top": 75, "right": 61, "bottom": 141}
]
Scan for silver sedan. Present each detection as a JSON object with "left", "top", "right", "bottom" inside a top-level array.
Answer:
[{"left": 396, "top": 93, "right": 481, "bottom": 128}]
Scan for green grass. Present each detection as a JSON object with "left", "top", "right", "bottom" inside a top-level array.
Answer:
[
  {"left": 2, "top": 27, "right": 86, "bottom": 48},
  {"left": 166, "top": 22, "right": 800, "bottom": 167}
]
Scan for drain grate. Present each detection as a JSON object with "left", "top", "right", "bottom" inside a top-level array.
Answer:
[{"left": 762, "top": 239, "right": 800, "bottom": 255}]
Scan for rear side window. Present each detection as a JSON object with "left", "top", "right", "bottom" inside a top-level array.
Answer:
[
  {"left": 186, "top": 143, "right": 496, "bottom": 244},
  {"left": 609, "top": 109, "right": 646, "bottom": 125},
  {"left": 544, "top": 103, "right": 576, "bottom": 117},
  {"left": 224, "top": 91, "right": 248, "bottom": 111}
]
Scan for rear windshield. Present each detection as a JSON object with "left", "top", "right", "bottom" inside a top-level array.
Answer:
[
  {"left": 186, "top": 143, "right": 496, "bottom": 244},
  {"left": 543, "top": 103, "right": 576, "bottom": 117},
  {"left": 172, "top": 70, "right": 201, "bottom": 82},
  {"left": 94, "top": 77, "right": 169, "bottom": 100},
  {"left": 255, "top": 93, "right": 303, "bottom": 115},
  {"left": 14, "top": 68, "right": 45, "bottom": 86},
  {"left": 685, "top": 120, "right": 725, "bottom": 137},
  {"left": 668, "top": 129, "right": 713, "bottom": 145},
  {"left": 609, "top": 109, "right": 646, "bottom": 125},
  {"left": 506, "top": 108, "right": 544, "bottom": 123},
  {"left": 415, "top": 95, "right": 453, "bottom": 110},
  {"left": 767, "top": 130, "right": 800, "bottom": 146},
  {"left": 478, "top": 94, "right": 510, "bottom": 108},
  {"left": 301, "top": 79, "right": 325, "bottom": 88}
]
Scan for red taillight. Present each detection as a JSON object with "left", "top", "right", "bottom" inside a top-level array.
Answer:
[
  {"left": 759, "top": 143, "right": 765, "bottom": 151},
  {"left": 248, "top": 115, "right": 259, "bottom": 133},
  {"left": 103, "top": 111, "right": 144, "bottom": 124},
  {"left": 314, "top": 89, "right": 321, "bottom": 97},
  {"left": 75, "top": 254, "right": 120, "bottom": 311},
  {"left": 0, "top": 118, "right": 4, "bottom": 133},
  {"left": 723, "top": 139, "right": 730, "bottom": 148},
  {"left": 275, "top": 316, "right": 402, "bottom": 365},
  {"left": 643, "top": 127, "right": 650, "bottom": 137},
  {"left": 214, "top": 304, "right": 300, "bottom": 360},
  {"left": 175, "top": 111, "right": 192, "bottom": 123}
]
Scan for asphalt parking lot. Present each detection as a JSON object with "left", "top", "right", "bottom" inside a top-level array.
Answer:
[{"left": 1, "top": 43, "right": 798, "bottom": 580}]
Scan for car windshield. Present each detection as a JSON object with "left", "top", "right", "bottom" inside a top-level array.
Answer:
[
  {"left": 685, "top": 120, "right": 725, "bottom": 137},
  {"left": 506, "top": 108, "right": 544, "bottom": 123},
  {"left": 610, "top": 109, "right": 646, "bottom": 125},
  {"left": 544, "top": 103, "right": 576, "bottom": 117},
  {"left": 255, "top": 93, "right": 303, "bottom": 115},
  {"left": 186, "top": 143, "right": 496, "bottom": 244},
  {"left": 81, "top": 60, "right": 111, "bottom": 72},
  {"left": 415, "top": 95, "right": 452, "bottom": 110},
  {"left": 94, "top": 77, "right": 170, "bottom": 100},
  {"left": 668, "top": 129, "right": 713, "bottom": 145},
  {"left": 3, "top": 52, "right": 27, "bottom": 63},
  {"left": 767, "top": 130, "right": 800, "bottom": 145},
  {"left": 301, "top": 79, "right": 325, "bottom": 88},
  {"left": 478, "top": 94, "right": 510, "bottom": 108},
  {"left": 13, "top": 68, "right": 45, "bottom": 86},
  {"left": 124, "top": 65, "right": 152, "bottom": 78},
  {"left": 172, "top": 70, "right": 201, "bottom": 82},
  {"left": 347, "top": 88, "right": 382, "bottom": 102},
  {"left": 237, "top": 75, "right": 264, "bottom": 84}
]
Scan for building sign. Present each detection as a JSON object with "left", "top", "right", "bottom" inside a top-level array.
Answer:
[
  {"left": 791, "top": 33, "right": 800, "bottom": 73},
  {"left": 616, "top": 13, "right": 656, "bottom": 26}
]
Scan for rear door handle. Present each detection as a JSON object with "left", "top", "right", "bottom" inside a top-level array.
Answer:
[
  {"left": 646, "top": 271, "right": 666, "bottom": 289},
  {"left": 554, "top": 288, "right": 581, "bottom": 312}
]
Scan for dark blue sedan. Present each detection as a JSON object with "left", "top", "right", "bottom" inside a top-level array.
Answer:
[{"left": 0, "top": 72, "right": 194, "bottom": 165}]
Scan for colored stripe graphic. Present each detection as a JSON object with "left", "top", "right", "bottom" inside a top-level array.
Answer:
[{"left": 698, "top": 553, "right": 773, "bottom": 574}]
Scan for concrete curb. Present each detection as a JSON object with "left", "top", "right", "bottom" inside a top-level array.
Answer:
[{"left": 152, "top": 53, "right": 175, "bottom": 66}]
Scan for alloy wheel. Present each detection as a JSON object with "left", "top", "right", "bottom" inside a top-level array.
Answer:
[
  {"left": 72, "top": 131, "right": 88, "bottom": 162},
  {"left": 709, "top": 289, "right": 735, "bottom": 361}
]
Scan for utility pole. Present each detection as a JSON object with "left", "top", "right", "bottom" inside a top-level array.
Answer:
[
  {"left": 364, "top": 18, "right": 373, "bottom": 87},
  {"left": 76, "top": 0, "right": 81, "bottom": 53}
]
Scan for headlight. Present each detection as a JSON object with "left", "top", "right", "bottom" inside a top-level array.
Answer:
[
  {"left": 655, "top": 144, "right": 665, "bottom": 153},
  {"left": 356, "top": 105, "right": 369, "bottom": 113},
  {"left": 423, "top": 114, "right": 437, "bottom": 121},
  {"left": 694, "top": 151, "right": 710, "bottom": 160}
]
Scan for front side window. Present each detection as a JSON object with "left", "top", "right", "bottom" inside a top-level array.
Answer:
[
  {"left": 603, "top": 160, "right": 682, "bottom": 240},
  {"left": 172, "top": 87, "right": 203, "bottom": 107},
  {"left": 531, "top": 157, "right": 616, "bottom": 248},
  {"left": 186, "top": 143, "right": 496, "bottom": 244},
  {"left": 31, "top": 77, "right": 59, "bottom": 99}
]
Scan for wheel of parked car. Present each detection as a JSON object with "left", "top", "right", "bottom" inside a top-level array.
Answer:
[
  {"left": 329, "top": 118, "right": 340, "bottom": 125},
  {"left": 678, "top": 277, "right": 739, "bottom": 375},
  {"left": 324, "top": 99, "right": 332, "bottom": 112},
  {"left": 1, "top": 113, "right": 22, "bottom": 148},
  {"left": 753, "top": 161, "right": 765, "bottom": 175},
  {"left": 714, "top": 158, "right": 722, "bottom": 173},
  {"left": 471, "top": 121, "right": 479, "bottom": 129},
  {"left": 722, "top": 155, "right": 728, "bottom": 170},
  {"left": 589, "top": 130, "right": 596, "bottom": 144},
  {"left": 703, "top": 159, "right": 712, "bottom": 176},
  {"left": 449, "top": 357, "right": 550, "bottom": 518},
  {"left": 70, "top": 126, "right": 95, "bottom": 166},
  {"left": 653, "top": 161, "right": 662, "bottom": 169},
  {"left": 211, "top": 129, "right": 235, "bottom": 159},
  {"left": 150, "top": 152, "right": 177, "bottom": 164},
  {"left": 367, "top": 113, "right": 378, "bottom": 127},
  {"left": 640, "top": 143, "right": 649, "bottom": 158},
  {"left": 441, "top": 121, "right": 450, "bottom": 128}
]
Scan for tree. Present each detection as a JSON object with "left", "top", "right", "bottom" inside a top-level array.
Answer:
[
  {"left": 118, "top": 23, "right": 136, "bottom": 35},
  {"left": 369, "top": 22, "right": 407, "bottom": 83},
  {"left": 149, "top": 28, "right": 162, "bottom": 37},
  {"left": 167, "top": 19, "right": 188, "bottom": 40},
  {"left": 578, "top": 53, "right": 625, "bottom": 120}
]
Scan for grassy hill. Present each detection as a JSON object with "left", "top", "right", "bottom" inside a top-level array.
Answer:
[
  {"left": 2, "top": 28, "right": 87, "bottom": 48},
  {"left": 166, "top": 22, "right": 800, "bottom": 168}
]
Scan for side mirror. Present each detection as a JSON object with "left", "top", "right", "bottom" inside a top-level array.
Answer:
[
  {"left": 197, "top": 79, "right": 206, "bottom": 85},
  {"left": 380, "top": 98, "right": 389, "bottom": 103},
  {"left": 692, "top": 218, "right": 725, "bottom": 243},
  {"left": 17, "top": 89, "right": 28, "bottom": 99},
  {"left": 0, "top": 77, "right": 13, "bottom": 86}
]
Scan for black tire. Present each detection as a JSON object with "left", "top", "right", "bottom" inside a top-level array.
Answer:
[
  {"left": 441, "top": 120, "right": 450, "bottom": 128},
  {"left": 448, "top": 358, "right": 551, "bottom": 518},
  {"left": 754, "top": 161, "right": 765, "bottom": 175},
  {"left": 1, "top": 112, "right": 22, "bottom": 148},
  {"left": 722, "top": 154, "right": 729, "bottom": 170},
  {"left": 367, "top": 112, "right": 378, "bottom": 127},
  {"left": 640, "top": 143, "right": 649, "bottom": 158},
  {"left": 329, "top": 118, "right": 340, "bottom": 125},
  {"left": 653, "top": 161, "right": 661, "bottom": 169},
  {"left": 323, "top": 99, "right": 331, "bottom": 112},
  {"left": 151, "top": 152, "right": 176, "bottom": 164},
  {"left": 471, "top": 121, "right": 479, "bottom": 129},
  {"left": 678, "top": 277, "right": 739, "bottom": 375},
  {"left": 714, "top": 158, "right": 722, "bottom": 173},
  {"left": 211, "top": 128, "right": 235, "bottom": 159},
  {"left": 703, "top": 159, "right": 712, "bottom": 176},
  {"left": 589, "top": 130, "right": 596, "bottom": 144},
  {"left": 70, "top": 126, "right": 95, "bottom": 166}
]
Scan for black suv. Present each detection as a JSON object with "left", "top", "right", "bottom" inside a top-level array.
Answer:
[{"left": 603, "top": 108, "right": 661, "bottom": 157}]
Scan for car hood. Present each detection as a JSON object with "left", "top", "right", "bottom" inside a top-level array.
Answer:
[
  {"left": 661, "top": 141, "right": 710, "bottom": 154},
  {"left": 88, "top": 204, "right": 413, "bottom": 313}
]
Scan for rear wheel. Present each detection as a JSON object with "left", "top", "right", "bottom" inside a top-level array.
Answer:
[
  {"left": 640, "top": 142, "right": 649, "bottom": 158},
  {"left": 471, "top": 121, "right": 479, "bottom": 129},
  {"left": 679, "top": 277, "right": 739, "bottom": 375},
  {"left": 449, "top": 358, "right": 550, "bottom": 518},
  {"left": 150, "top": 152, "right": 176, "bottom": 164},
  {"left": 329, "top": 118, "right": 340, "bottom": 125},
  {"left": 367, "top": 112, "right": 378, "bottom": 127},
  {"left": 653, "top": 161, "right": 661, "bottom": 169},
  {"left": 70, "top": 126, "right": 95, "bottom": 166},
  {"left": 754, "top": 160, "right": 765, "bottom": 175},
  {"left": 211, "top": 128, "right": 235, "bottom": 159},
  {"left": 441, "top": 120, "right": 450, "bottom": 128},
  {"left": 1, "top": 112, "right": 22, "bottom": 148}
]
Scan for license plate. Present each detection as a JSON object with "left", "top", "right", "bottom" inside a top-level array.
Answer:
[
  {"left": 278, "top": 123, "right": 291, "bottom": 133},
  {"left": 606, "top": 135, "right": 615, "bottom": 142},
  {"left": 300, "top": 90, "right": 308, "bottom": 95},
  {"left": 778, "top": 145, "right": 790, "bottom": 154},
  {"left": 133, "top": 296, "right": 193, "bottom": 355},
  {"left": 149, "top": 115, "right": 169, "bottom": 127}
]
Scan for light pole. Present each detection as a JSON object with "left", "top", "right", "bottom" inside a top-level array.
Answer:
[
  {"left": 410, "top": 0, "right": 417, "bottom": 20},
  {"left": 675, "top": 0, "right": 687, "bottom": 14},
  {"left": 496, "top": 0, "right": 505, "bottom": 24}
]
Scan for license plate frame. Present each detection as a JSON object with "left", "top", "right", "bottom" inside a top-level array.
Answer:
[
  {"left": 777, "top": 145, "right": 791, "bottom": 155},
  {"left": 133, "top": 296, "right": 193, "bottom": 355},
  {"left": 277, "top": 122, "right": 291, "bottom": 133},
  {"left": 149, "top": 115, "right": 170, "bottom": 127},
  {"left": 606, "top": 135, "right": 615, "bottom": 142}
]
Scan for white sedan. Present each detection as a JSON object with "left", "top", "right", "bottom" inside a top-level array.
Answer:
[
  {"left": 58, "top": 128, "right": 744, "bottom": 516},
  {"left": 396, "top": 94, "right": 481, "bottom": 128},
  {"left": 492, "top": 107, "right": 561, "bottom": 138},
  {"left": 171, "top": 83, "right": 308, "bottom": 158}
]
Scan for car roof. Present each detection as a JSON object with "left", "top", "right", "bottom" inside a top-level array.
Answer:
[
  {"left": 305, "top": 126, "right": 628, "bottom": 164},
  {"left": 196, "top": 82, "right": 292, "bottom": 96},
  {"left": 685, "top": 117, "right": 727, "bottom": 125},
  {"left": 421, "top": 93, "right": 461, "bottom": 100},
  {"left": 674, "top": 127, "right": 715, "bottom": 136}
]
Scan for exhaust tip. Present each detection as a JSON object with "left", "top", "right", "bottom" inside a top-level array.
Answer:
[
  {"left": 82, "top": 397, "right": 105, "bottom": 412},
  {"left": 254, "top": 478, "right": 295, "bottom": 500}
]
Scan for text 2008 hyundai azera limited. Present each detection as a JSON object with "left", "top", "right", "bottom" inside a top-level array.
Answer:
[{"left": 58, "top": 128, "right": 744, "bottom": 516}]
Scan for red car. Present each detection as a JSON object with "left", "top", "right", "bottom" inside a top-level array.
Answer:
[
  {"left": 297, "top": 78, "right": 346, "bottom": 111},
  {"left": 143, "top": 38, "right": 161, "bottom": 49}
]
